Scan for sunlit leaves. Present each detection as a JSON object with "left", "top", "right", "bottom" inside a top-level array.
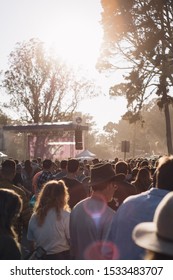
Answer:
[
  {"left": 100, "top": 0, "right": 173, "bottom": 154},
  {"left": 3, "top": 38, "right": 95, "bottom": 124}
]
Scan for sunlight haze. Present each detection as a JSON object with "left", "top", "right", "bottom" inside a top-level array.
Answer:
[{"left": 0, "top": 0, "right": 126, "bottom": 129}]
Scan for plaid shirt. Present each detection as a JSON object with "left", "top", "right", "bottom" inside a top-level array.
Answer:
[{"left": 37, "top": 171, "right": 54, "bottom": 191}]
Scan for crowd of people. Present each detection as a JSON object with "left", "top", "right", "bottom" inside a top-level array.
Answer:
[{"left": 0, "top": 153, "right": 173, "bottom": 260}]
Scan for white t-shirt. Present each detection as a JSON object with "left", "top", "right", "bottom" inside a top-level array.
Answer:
[{"left": 27, "top": 208, "right": 70, "bottom": 254}]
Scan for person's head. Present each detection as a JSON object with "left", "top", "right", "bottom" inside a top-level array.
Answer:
[
  {"left": 1, "top": 159, "right": 16, "bottom": 180},
  {"left": 34, "top": 180, "right": 70, "bottom": 225},
  {"left": 131, "top": 167, "right": 138, "bottom": 181},
  {"left": 156, "top": 155, "right": 173, "bottom": 191},
  {"left": 14, "top": 159, "right": 19, "bottom": 165},
  {"left": 32, "top": 159, "right": 38, "bottom": 164},
  {"left": 134, "top": 167, "right": 152, "bottom": 192},
  {"left": 60, "top": 159, "right": 68, "bottom": 170},
  {"left": 92, "top": 158, "right": 99, "bottom": 165},
  {"left": 115, "top": 161, "right": 128, "bottom": 175},
  {"left": 24, "top": 159, "right": 32, "bottom": 169},
  {"left": 0, "top": 189, "right": 22, "bottom": 237},
  {"left": 129, "top": 159, "right": 135, "bottom": 169},
  {"left": 42, "top": 159, "right": 53, "bottom": 170},
  {"left": 132, "top": 191, "right": 173, "bottom": 260},
  {"left": 37, "top": 157, "right": 42, "bottom": 164},
  {"left": 67, "top": 158, "right": 79, "bottom": 173},
  {"left": 139, "top": 159, "right": 149, "bottom": 168},
  {"left": 77, "top": 166, "right": 84, "bottom": 175},
  {"left": 114, "top": 157, "right": 119, "bottom": 164},
  {"left": 16, "top": 163, "right": 22, "bottom": 174},
  {"left": 137, "top": 167, "right": 151, "bottom": 179},
  {"left": 89, "top": 163, "right": 119, "bottom": 202}
]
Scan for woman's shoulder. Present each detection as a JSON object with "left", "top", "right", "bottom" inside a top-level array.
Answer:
[
  {"left": 29, "top": 212, "right": 38, "bottom": 224},
  {"left": 57, "top": 209, "right": 70, "bottom": 223},
  {"left": 60, "top": 208, "right": 70, "bottom": 217}
]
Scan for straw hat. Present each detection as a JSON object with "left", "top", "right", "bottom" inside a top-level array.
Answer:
[{"left": 132, "top": 192, "right": 173, "bottom": 256}]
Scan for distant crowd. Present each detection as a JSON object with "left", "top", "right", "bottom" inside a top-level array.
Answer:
[{"left": 0, "top": 154, "right": 173, "bottom": 260}]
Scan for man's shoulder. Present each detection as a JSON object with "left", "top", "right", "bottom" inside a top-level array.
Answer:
[
  {"left": 116, "top": 180, "right": 136, "bottom": 196},
  {"left": 71, "top": 197, "right": 89, "bottom": 210},
  {"left": 0, "top": 179, "right": 26, "bottom": 196},
  {"left": 54, "top": 171, "right": 67, "bottom": 180},
  {"left": 38, "top": 170, "right": 53, "bottom": 180},
  {"left": 123, "top": 188, "right": 162, "bottom": 205},
  {"left": 120, "top": 190, "right": 144, "bottom": 205},
  {"left": 123, "top": 180, "right": 136, "bottom": 188},
  {"left": 63, "top": 177, "right": 83, "bottom": 186},
  {"left": 39, "top": 170, "right": 51, "bottom": 176}
]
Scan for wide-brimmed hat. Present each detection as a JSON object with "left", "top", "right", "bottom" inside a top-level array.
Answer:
[
  {"left": 89, "top": 162, "right": 120, "bottom": 186},
  {"left": 132, "top": 192, "right": 173, "bottom": 257}
]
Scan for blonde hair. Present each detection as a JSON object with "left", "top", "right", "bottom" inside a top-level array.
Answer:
[{"left": 34, "top": 180, "right": 70, "bottom": 226}]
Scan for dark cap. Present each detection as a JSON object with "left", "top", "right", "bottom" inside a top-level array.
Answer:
[{"left": 89, "top": 162, "right": 120, "bottom": 186}]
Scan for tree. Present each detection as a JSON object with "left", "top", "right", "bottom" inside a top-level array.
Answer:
[
  {"left": 3, "top": 38, "right": 95, "bottom": 123},
  {"left": 103, "top": 121, "right": 118, "bottom": 152},
  {"left": 98, "top": 0, "right": 173, "bottom": 154},
  {"left": 2, "top": 38, "right": 95, "bottom": 158},
  {"left": 102, "top": 99, "right": 173, "bottom": 158},
  {"left": 0, "top": 109, "right": 9, "bottom": 125}
]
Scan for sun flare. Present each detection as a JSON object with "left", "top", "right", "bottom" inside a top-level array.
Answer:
[
  {"left": 1, "top": 0, "right": 126, "bottom": 130},
  {"left": 42, "top": 1, "right": 103, "bottom": 68}
]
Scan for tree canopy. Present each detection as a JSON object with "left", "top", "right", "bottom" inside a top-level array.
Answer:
[
  {"left": 2, "top": 38, "right": 95, "bottom": 123},
  {"left": 98, "top": 0, "right": 173, "bottom": 154}
]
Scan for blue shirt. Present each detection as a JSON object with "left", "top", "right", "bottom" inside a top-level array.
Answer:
[
  {"left": 106, "top": 188, "right": 170, "bottom": 260},
  {"left": 37, "top": 171, "right": 53, "bottom": 191}
]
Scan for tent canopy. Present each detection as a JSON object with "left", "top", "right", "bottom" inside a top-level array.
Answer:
[
  {"left": 75, "top": 149, "right": 96, "bottom": 159},
  {"left": 0, "top": 151, "right": 8, "bottom": 158}
]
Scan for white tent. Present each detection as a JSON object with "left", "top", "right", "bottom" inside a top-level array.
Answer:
[
  {"left": 75, "top": 149, "right": 96, "bottom": 160},
  {"left": 0, "top": 151, "right": 8, "bottom": 158}
]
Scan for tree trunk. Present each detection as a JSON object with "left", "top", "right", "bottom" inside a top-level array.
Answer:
[
  {"left": 164, "top": 102, "right": 173, "bottom": 155},
  {"left": 160, "top": 6, "right": 173, "bottom": 156}
]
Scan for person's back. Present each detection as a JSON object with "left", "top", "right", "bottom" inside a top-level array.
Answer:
[
  {"left": 105, "top": 155, "right": 173, "bottom": 260},
  {"left": 70, "top": 163, "right": 119, "bottom": 259},
  {"left": 70, "top": 195, "right": 114, "bottom": 259},
  {"left": 62, "top": 159, "right": 87, "bottom": 209},
  {"left": 36, "top": 159, "right": 54, "bottom": 193},
  {"left": 21, "top": 160, "right": 36, "bottom": 193},
  {"left": 131, "top": 167, "right": 152, "bottom": 194},
  {"left": 54, "top": 160, "right": 67, "bottom": 180},
  {"left": 0, "top": 159, "right": 31, "bottom": 244},
  {"left": 62, "top": 177, "right": 86, "bottom": 209},
  {"left": 0, "top": 189, "right": 22, "bottom": 259},
  {"left": 13, "top": 163, "right": 24, "bottom": 187},
  {"left": 108, "top": 188, "right": 169, "bottom": 259},
  {"left": 133, "top": 191, "right": 173, "bottom": 260},
  {"left": 108, "top": 160, "right": 136, "bottom": 210},
  {"left": 27, "top": 180, "right": 71, "bottom": 259}
]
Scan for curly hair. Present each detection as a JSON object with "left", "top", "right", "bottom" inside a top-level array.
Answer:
[{"left": 34, "top": 180, "right": 70, "bottom": 226}]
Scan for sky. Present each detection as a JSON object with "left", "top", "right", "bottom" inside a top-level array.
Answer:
[{"left": 0, "top": 0, "right": 127, "bottom": 130}]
